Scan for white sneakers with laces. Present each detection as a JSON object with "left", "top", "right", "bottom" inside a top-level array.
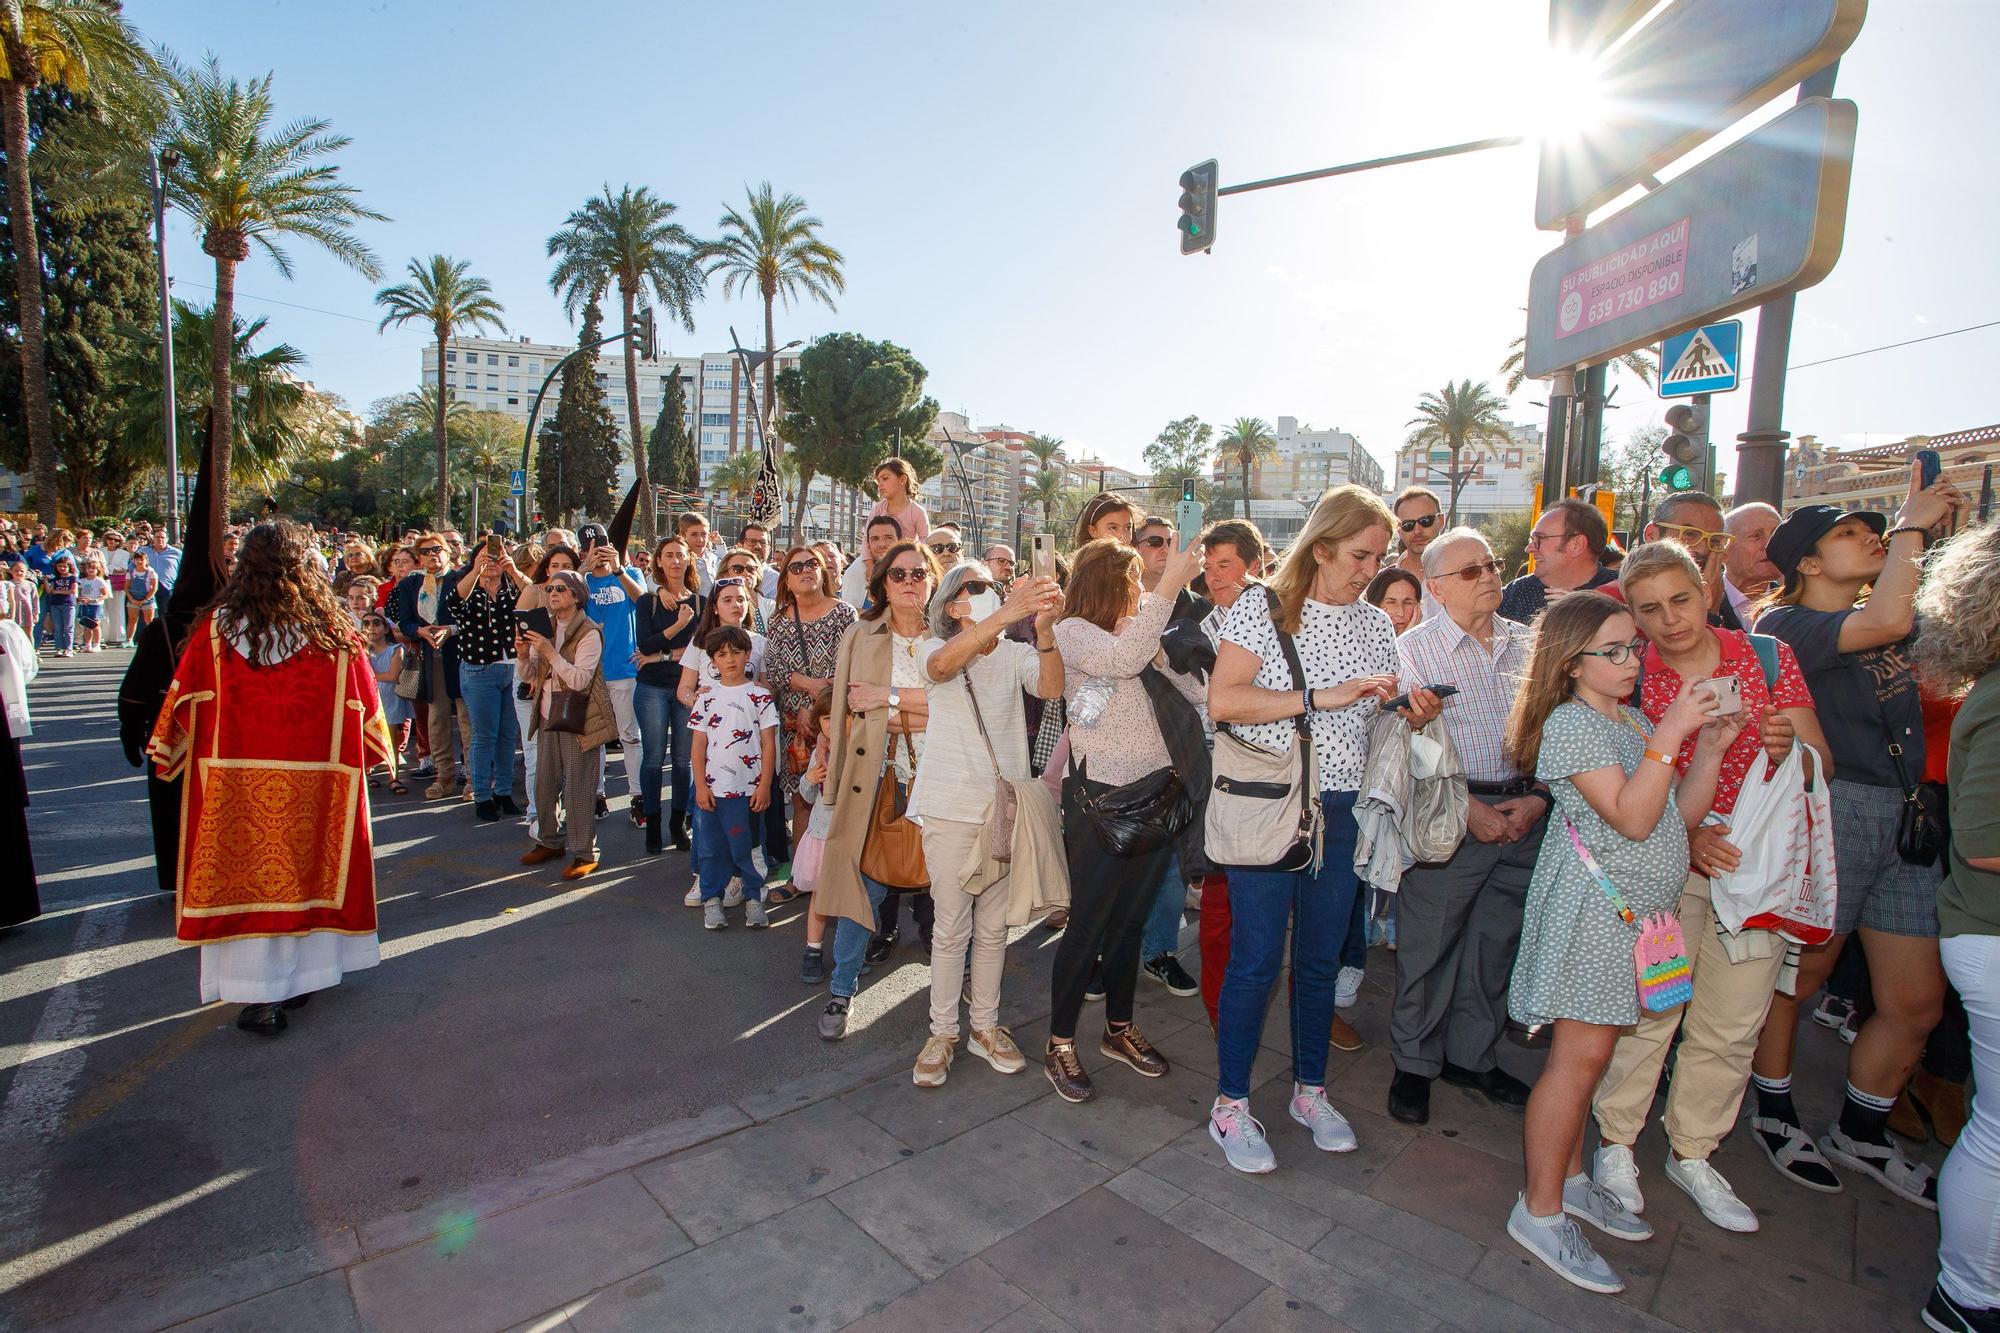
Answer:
[
  {"left": 1210, "top": 1099, "right": 1276, "bottom": 1174},
  {"left": 1592, "top": 1143, "right": 1645, "bottom": 1214},
  {"left": 1288, "top": 1084, "right": 1358, "bottom": 1153},
  {"left": 1663, "top": 1155, "right": 1760, "bottom": 1232},
  {"left": 1335, "top": 965, "right": 1365, "bottom": 1009},
  {"left": 1562, "top": 1173, "right": 1653, "bottom": 1241}
]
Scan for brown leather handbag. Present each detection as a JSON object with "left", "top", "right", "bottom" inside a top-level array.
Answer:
[{"left": 860, "top": 731, "right": 929, "bottom": 891}]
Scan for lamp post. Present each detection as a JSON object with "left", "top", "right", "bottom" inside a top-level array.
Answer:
[
  {"left": 729, "top": 330, "right": 802, "bottom": 540},
  {"left": 147, "top": 148, "right": 180, "bottom": 542}
]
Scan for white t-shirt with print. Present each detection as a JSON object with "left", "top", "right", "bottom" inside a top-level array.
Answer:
[
  {"left": 1219, "top": 587, "right": 1399, "bottom": 793},
  {"left": 681, "top": 632, "right": 768, "bottom": 696},
  {"left": 76, "top": 577, "right": 110, "bottom": 606},
  {"left": 691, "top": 680, "right": 779, "bottom": 799}
]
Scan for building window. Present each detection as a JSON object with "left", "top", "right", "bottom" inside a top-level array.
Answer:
[
  {"left": 701, "top": 412, "right": 729, "bottom": 426},
  {"left": 445, "top": 351, "right": 457, "bottom": 364},
  {"left": 486, "top": 377, "right": 499, "bottom": 391},
  {"left": 527, "top": 359, "right": 540, "bottom": 374},
  {"left": 506, "top": 355, "right": 519, "bottom": 367},
  {"left": 507, "top": 396, "right": 520, "bottom": 406},
  {"left": 486, "top": 354, "right": 499, "bottom": 366}
]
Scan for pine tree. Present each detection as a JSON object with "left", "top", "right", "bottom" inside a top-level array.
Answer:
[
  {"left": 647, "top": 368, "right": 697, "bottom": 500},
  {"left": 534, "top": 296, "right": 620, "bottom": 524},
  {"left": 0, "top": 87, "right": 157, "bottom": 519}
]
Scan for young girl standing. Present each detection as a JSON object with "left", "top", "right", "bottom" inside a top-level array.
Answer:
[
  {"left": 45, "top": 555, "right": 77, "bottom": 657},
  {"left": 75, "top": 557, "right": 110, "bottom": 652},
  {"left": 868, "top": 458, "right": 930, "bottom": 546},
  {"left": 1500, "top": 592, "right": 1738, "bottom": 1295}
]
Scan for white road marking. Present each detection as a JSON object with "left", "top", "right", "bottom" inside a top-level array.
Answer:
[{"left": 0, "top": 1168, "right": 253, "bottom": 1293}]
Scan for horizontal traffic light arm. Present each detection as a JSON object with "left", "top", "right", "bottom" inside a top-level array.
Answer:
[{"left": 1214, "top": 135, "right": 1524, "bottom": 197}]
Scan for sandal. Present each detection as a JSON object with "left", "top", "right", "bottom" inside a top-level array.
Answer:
[
  {"left": 1751, "top": 1116, "right": 1843, "bottom": 1193},
  {"left": 1819, "top": 1125, "right": 1938, "bottom": 1210},
  {"left": 763, "top": 885, "right": 802, "bottom": 906},
  {"left": 388, "top": 778, "right": 409, "bottom": 795}
]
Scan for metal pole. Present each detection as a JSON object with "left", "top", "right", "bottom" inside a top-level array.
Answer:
[
  {"left": 148, "top": 152, "right": 179, "bottom": 544},
  {"left": 1539, "top": 368, "right": 1575, "bottom": 505},
  {"left": 1218, "top": 136, "right": 1524, "bottom": 197},
  {"left": 517, "top": 330, "right": 629, "bottom": 532},
  {"left": 1575, "top": 363, "right": 1607, "bottom": 487}
]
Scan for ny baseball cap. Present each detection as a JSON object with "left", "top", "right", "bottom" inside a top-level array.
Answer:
[
  {"left": 576, "top": 523, "right": 609, "bottom": 550},
  {"left": 1765, "top": 504, "right": 1886, "bottom": 592}
]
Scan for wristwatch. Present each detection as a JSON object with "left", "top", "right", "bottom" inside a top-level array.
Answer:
[{"left": 887, "top": 688, "right": 902, "bottom": 712}]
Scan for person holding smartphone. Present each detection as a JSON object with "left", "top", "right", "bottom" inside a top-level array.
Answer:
[
  {"left": 631, "top": 535, "right": 704, "bottom": 855},
  {"left": 390, "top": 533, "right": 471, "bottom": 799},
  {"left": 576, "top": 522, "right": 647, "bottom": 823},
  {"left": 445, "top": 540, "right": 531, "bottom": 823}
]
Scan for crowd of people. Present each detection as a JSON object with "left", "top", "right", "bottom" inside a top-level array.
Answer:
[{"left": 27, "top": 448, "right": 2000, "bottom": 1329}]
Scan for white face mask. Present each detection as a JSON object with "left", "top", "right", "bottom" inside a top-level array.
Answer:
[{"left": 962, "top": 588, "right": 1002, "bottom": 621}]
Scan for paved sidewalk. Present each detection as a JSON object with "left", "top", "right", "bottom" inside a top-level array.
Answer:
[{"left": 60, "top": 944, "right": 1941, "bottom": 1333}]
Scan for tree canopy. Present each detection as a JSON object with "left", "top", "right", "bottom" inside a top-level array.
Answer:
[
  {"left": 1143, "top": 415, "right": 1214, "bottom": 504},
  {"left": 534, "top": 298, "right": 621, "bottom": 525},
  {"left": 773, "top": 332, "right": 939, "bottom": 537}
]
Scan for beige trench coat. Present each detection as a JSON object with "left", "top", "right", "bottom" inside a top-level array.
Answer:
[{"left": 815, "top": 617, "right": 903, "bottom": 933}]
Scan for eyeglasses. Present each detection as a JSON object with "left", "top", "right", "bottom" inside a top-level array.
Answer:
[
  {"left": 1433, "top": 558, "right": 1504, "bottom": 582},
  {"left": 722, "top": 564, "right": 753, "bottom": 577},
  {"left": 885, "top": 566, "right": 931, "bottom": 585},
  {"left": 1578, "top": 638, "right": 1647, "bottom": 665},
  {"left": 785, "top": 559, "right": 819, "bottom": 575},
  {"left": 1525, "top": 530, "right": 1571, "bottom": 549},
  {"left": 929, "top": 542, "right": 961, "bottom": 556},
  {"left": 1653, "top": 521, "right": 1733, "bottom": 553},
  {"left": 1398, "top": 514, "right": 1439, "bottom": 533},
  {"left": 713, "top": 576, "right": 748, "bottom": 589},
  {"left": 1136, "top": 534, "right": 1172, "bottom": 549}
]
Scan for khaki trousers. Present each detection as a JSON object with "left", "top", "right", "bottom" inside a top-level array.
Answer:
[
  {"left": 921, "top": 816, "right": 1009, "bottom": 1038},
  {"left": 535, "top": 728, "right": 603, "bottom": 859},
  {"left": 1593, "top": 871, "right": 1788, "bottom": 1160}
]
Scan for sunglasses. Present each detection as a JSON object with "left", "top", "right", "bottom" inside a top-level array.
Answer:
[
  {"left": 929, "top": 542, "right": 961, "bottom": 556},
  {"left": 1653, "top": 521, "right": 1733, "bottom": 552},
  {"left": 416, "top": 546, "right": 445, "bottom": 556},
  {"left": 1136, "top": 534, "right": 1172, "bottom": 549},
  {"left": 885, "top": 566, "right": 931, "bottom": 585},
  {"left": 1433, "top": 558, "right": 1504, "bottom": 583},
  {"left": 1579, "top": 638, "right": 1647, "bottom": 665},
  {"left": 785, "top": 559, "right": 820, "bottom": 575},
  {"left": 722, "top": 565, "right": 754, "bottom": 577},
  {"left": 713, "top": 576, "right": 748, "bottom": 589},
  {"left": 957, "top": 581, "right": 993, "bottom": 597},
  {"left": 1398, "top": 515, "right": 1439, "bottom": 533}
]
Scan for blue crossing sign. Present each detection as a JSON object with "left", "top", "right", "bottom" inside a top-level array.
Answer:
[
  {"left": 1658, "top": 319, "right": 1742, "bottom": 398},
  {"left": 509, "top": 468, "right": 527, "bottom": 497}
]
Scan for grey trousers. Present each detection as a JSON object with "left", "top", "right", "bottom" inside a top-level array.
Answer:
[
  {"left": 1389, "top": 809, "right": 1545, "bottom": 1077},
  {"left": 535, "top": 727, "right": 602, "bottom": 858}
]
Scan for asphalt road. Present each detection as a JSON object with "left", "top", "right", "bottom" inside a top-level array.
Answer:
[{"left": 0, "top": 650, "right": 1066, "bottom": 1326}]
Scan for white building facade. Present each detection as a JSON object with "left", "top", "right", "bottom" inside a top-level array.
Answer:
[{"left": 1392, "top": 421, "right": 1544, "bottom": 528}]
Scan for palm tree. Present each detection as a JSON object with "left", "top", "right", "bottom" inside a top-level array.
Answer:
[
  {"left": 374, "top": 255, "right": 506, "bottom": 527},
  {"left": 1498, "top": 307, "right": 1655, "bottom": 395},
  {"left": 1406, "top": 378, "right": 1515, "bottom": 525},
  {"left": 0, "top": 0, "right": 156, "bottom": 523},
  {"left": 1024, "top": 466, "right": 1065, "bottom": 539},
  {"left": 547, "top": 184, "right": 705, "bottom": 544},
  {"left": 702, "top": 182, "right": 844, "bottom": 459},
  {"left": 1023, "top": 433, "right": 1063, "bottom": 470},
  {"left": 1218, "top": 417, "right": 1277, "bottom": 519},
  {"left": 155, "top": 57, "right": 384, "bottom": 523}
]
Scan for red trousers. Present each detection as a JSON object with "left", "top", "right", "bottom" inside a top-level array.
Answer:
[{"left": 1198, "top": 873, "right": 1231, "bottom": 1027}]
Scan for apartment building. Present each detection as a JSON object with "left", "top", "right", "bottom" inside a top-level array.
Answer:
[
  {"left": 1206, "top": 417, "right": 1386, "bottom": 503},
  {"left": 1786, "top": 424, "right": 2000, "bottom": 516},
  {"left": 1392, "top": 421, "right": 1544, "bottom": 527}
]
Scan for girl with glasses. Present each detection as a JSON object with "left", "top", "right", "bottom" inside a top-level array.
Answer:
[{"left": 1499, "top": 591, "right": 1735, "bottom": 1294}]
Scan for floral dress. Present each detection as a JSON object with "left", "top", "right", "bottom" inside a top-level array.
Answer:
[
  {"left": 1509, "top": 701, "right": 1690, "bottom": 1028},
  {"left": 763, "top": 598, "right": 857, "bottom": 801}
]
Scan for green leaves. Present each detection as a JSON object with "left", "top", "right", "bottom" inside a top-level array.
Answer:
[{"left": 774, "top": 332, "right": 938, "bottom": 535}]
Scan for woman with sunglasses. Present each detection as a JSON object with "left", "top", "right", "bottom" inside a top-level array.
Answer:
[
  {"left": 632, "top": 535, "right": 705, "bottom": 855},
  {"left": 762, "top": 546, "right": 856, "bottom": 907},
  {"left": 810, "top": 541, "right": 938, "bottom": 1039},
  {"left": 515, "top": 545, "right": 580, "bottom": 826},
  {"left": 869, "top": 457, "right": 930, "bottom": 546}
]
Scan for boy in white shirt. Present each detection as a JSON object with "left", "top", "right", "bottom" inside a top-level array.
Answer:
[{"left": 690, "top": 625, "right": 779, "bottom": 930}]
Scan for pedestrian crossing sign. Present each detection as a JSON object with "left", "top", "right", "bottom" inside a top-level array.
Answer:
[{"left": 1658, "top": 320, "right": 1741, "bottom": 398}]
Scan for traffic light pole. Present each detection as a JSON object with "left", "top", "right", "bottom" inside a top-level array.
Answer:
[
  {"left": 1215, "top": 136, "right": 1524, "bottom": 198},
  {"left": 515, "top": 329, "right": 633, "bottom": 533}
]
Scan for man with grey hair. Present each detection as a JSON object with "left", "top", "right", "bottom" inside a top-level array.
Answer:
[
  {"left": 1388, "top": 527, "right": 1545, "bottom": 1127},
  {"left": 1722, "top": 501, "right": 1781, "bottom": 624},
  {"left": 1642, "top": 490, "right": 1742, "bottom": 629}
]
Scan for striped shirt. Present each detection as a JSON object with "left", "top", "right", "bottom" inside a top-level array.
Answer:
[{"left": 1395, "top": 611, "right": 1533, "bottom": 784}]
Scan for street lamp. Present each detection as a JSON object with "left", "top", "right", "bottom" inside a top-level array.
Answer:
[
  {"left": 147, "top": 147, "right": 180, "bottom": 542},
  {"left": 729, "top": 330, "right": 803, "bottom": 538}
]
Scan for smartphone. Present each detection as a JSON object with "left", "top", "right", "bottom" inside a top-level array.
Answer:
[
  {"left": 1032, "top": 532, "right": 1057, "bottom": 580},
  {"left": 486, "top": 533, "right": 503, "bottom": 558},
  {"left": 1917, "top": 448, "right": 1942, "bottom": 489},
  {"left": 514, "top": 607, "right": 554, "bottom": 640},
  {"left": 1382, "top": 684, "right": 1460, "bottom": 712},
  {"left": 1695, "top": 674, "right": 1743, "bottom": 715},
  {"left": 1175, "top": 478, "right": 1204, "bottom": 551}
]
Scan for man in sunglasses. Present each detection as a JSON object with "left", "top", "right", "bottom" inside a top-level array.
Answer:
[
  {"left": 926, "top": 523, "right": 966, "bottom": 569},
  {"left": 1498, "top": 498, "right": 1619, "bottom": 624},
  {"left": 1641, "top": 491, "right": 1743, "bottom": 630},
  {"left": 1388, "top": 527, "right": 1546, "bottom": 1127},
  {"left": 1392, "top": 488, "right": 1444, "bottom": 580},
  {"left": 737, "top": 523, "right": 780, "bottom": 600}
]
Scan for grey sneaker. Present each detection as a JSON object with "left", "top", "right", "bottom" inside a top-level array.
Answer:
[
  {"left": 818, "top": 998, "right": 849, "bottom": 1041},
  {"left": 1507, "top": 1195, "right": 1624, "bottom": 1294},
  {"left": 1336, "top": 965, "right": 1364, "bottom": 1009},
  {"left": 703, "top": 899, "right": 727, "bottom": 931},
  {"left": 744, "top": 899, "right": 770, "bottom": 928},
  {"left": 722, "top": 876, "right": 745, "bottom": 908},
  {"left": 1209, "top": 1099, "right": 1277, "bottom": 1174},
  {"left": 1289, "top": 1084, "right": 1358, "bottom": 1153},
  {"left": 1562, "top": 1173, "right": 1654, "bottom": 1241}
]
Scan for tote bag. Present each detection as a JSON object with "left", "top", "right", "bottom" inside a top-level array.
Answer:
[{"left": 1709, "top": 744, "right": 1838, "bottom": 945}]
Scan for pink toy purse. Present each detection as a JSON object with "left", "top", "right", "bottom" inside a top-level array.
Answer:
[{"left": 1565, "top": 819, "right": 1694, "bottom": 1014}]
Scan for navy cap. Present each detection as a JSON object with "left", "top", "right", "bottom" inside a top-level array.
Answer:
[
  {"left": 1766, "top": 505, "right": 1886, "bottom": 590},
  {"left": 576, "top": 522, "right": 609, "bottom": 550}
]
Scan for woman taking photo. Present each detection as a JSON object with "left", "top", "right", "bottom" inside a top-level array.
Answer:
[
  {"left": 764, "top": 545, "right": 857, "bottom": 896},
  {"left": 1206, "top": 486, "right": 1441, "bottom": 1171},
  {"left": 514, "top": 544, "right": 580, "bottom": 827},
  {"left": 907, "top": 561, "right": 1064, "bottom": 1087},
  {"left": 1043, "top": 535, "right": 1206, "bottom": 1103},
  {"left": 809, "top": 541, "right": 937, "bottom": 1041},
  {"left": 632, "top": 535, "right": 703, "bottom": 856},
  {"left": 869, "top": 458, "right": 930, "bottom": 547},
  {"left": 517, "top": 568, "right": 615, "bottom": 881}
]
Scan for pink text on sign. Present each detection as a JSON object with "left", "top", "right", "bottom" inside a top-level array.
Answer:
[{"left": 1555, "top": 217, "right": 1690, "bottom": 339}]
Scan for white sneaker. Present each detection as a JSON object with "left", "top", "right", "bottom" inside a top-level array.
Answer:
[
  {"left": 702, "top": 900, "right": 727, "bottom": 930},
  {"left": 1288, "top": 1084, "right": 1357, "bottom": 1153},
  {"left": 723, "top": 876, "right": 745, "bottom": 908},
  {"left": 1507, "top": 1196, "right": 1624, "bottom": 1295},
  {"left": 1335, "top": 965, "right": 1364, "bottom": 1009},
  {"left": 1593, "top": 1143, "right": 1645, "bottom": 1214},
  {"left": 1562, "top": 1173, "right": 1654, "bottom": 1241},
  {"left": 1209, "top": 1099, "right": 1277, "bottom": 1174},
  {"left": 1663, "top": 1155, "right": 1760, "bottom": 1232},
  {"left": 683, "top": 884, "right": 703, "bottom": 907},
  {"left": 744, "top": 899, "right": 769, "bottom": 928}
]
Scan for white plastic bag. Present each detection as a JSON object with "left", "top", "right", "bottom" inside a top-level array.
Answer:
[{"left": 1708, "top": 745, "right": 1838, "bottom": 945}]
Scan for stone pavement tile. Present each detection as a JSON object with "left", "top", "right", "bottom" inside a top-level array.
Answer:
[
  {"left": 45, "top": 1230, "right": 364, "bottom": 1333},
  {"left": 1295, "top": 1216, "right": 1589, "bottom": 1333},
  {"left": 356, "top": 1101, "right": 750, "bottom": 1256},
  {"left": 987, "top": 1300, "right": 1080, "bottom": 1332},
  {"left": 1105, "top": 1165, "right": 1192, "bottom": 1219},
  {"left": 1158, "top": 1195, "right": 1441, "bottom": 1333},
  {"left": 1148, "top": 1018, "right": 1288, "bottom": 1086},
  {"left": 632, "top": 1098, "right": 909, "bottom": 1244},
  {"left": 1325, "top": 1043, "right": 1537, "bottom": 1165},
  {"left": 565, "top": 1198, "right": 916, "bottom": 1333},
  {"left": 843, "top": 1257, "right": 1030, "bottom": 1333},
  {"left": 1363, "top": 1129, "right": 1536, "bottom": 1252},
  {"left": 1849, "top": 1185, "right": 1943, "bottom": 1309},
  {"left": 172, "top": 1272, "right": 361, "bottom": 1333},
  {"left": 1467, "top": 1247, "right": 1679, "bottom": 1333},
  {"left": 981, "top": 1188, "right": 1269, "bottom": 1333},
  {"left": 830, "top": 1115, "right": 1111, "bottom": 1280},
  {"left": 1653, "top": 1230, "right": 1910, "bottom": 1333},
  {"left": 736, "top": 1044, "right": 914, "bottom": 1124},
  {"left": 347, "top": 1174, "right": 690, "bottom": 1333},
  {"left": 1010, "top": 1055, "right": 1216, "bottom": 1171},
  {"left": 841, "top": 1047, "right": 1057, "bottom": 1153},
  {"left": 1218, "top": 1285, "right": 1363, "bottom": 1332},
  {"left": 1137, "top": 1146, "right": 1337, "bottom": 1252}
]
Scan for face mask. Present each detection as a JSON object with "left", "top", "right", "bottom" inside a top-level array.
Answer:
[{"left": 963, "top": 589, "right": 1002, "bottom": 620}]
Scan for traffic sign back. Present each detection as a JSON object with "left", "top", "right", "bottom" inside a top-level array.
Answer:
[{"left": 1659, "top": 320, "right": 1741, "bottom": 397}]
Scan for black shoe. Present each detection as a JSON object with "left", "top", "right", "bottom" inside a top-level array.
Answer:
[
  {"left": 630, "top": 806, "right": 647, "bottom": 829},
  {"left": 1441, "top": 1062, "right": 1532, "bottom": 1110},
  {"left": 280, "top": 993, "right": 312, "bottom": 1011},
  {"left": 865, "top": 931, "right": 897, "bottom": 966},
  {"left": 1925, "top": 1281, "right": 2000, "bottom": 1333},
  {"left": 1083, "top": 960, "right": 1106, "bottom": 1003},
  {"left": 800, "top": 947, "right": 827, "bottom": 986},
  {"left": 670, "top": 814, "right": 691, "bottom": 850},
  {"left": 645, "top": 828, "right": 663, "bottom": 856},
  {"left": 494, "top": 794, "right": 522, "bottom": 816},
  {"left": 1388, "top": 1070, "right": 1432, "bottom": 1125},
  {"left": 475, "top": 799, "right": 501, "bottom": 822},
  {"left": 1142, "top": 953, "right": 1199, "bottom": 997},
  {"left": 594, "top": 795, "right": 609, "bottom": 821},
  {"left": 236, "top": 1004, "right": 288, "bottom": 1036}
]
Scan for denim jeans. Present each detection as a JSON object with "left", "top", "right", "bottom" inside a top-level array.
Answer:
[
  {"left": 456, "top": 660, "right": 519, "bottom": 800},
  {"left": 831, "top": 873, "right": 893, "bottom": 999},
  {"left": 1140, "top": 850, "right": 1187, "bottom": 960},
  {"left": 47, "top": 599, "right": 74, "bottom": 652},
  {"left": 694, "top": 796, "right": 766, "bottom": 901},
  {"left": 633, "top": 681, "right": 691, "bottom": 823},
  {"left": 1216, "top": 790, "right": 1361, "bottom": 1098},
  {"left": 1341, "top": 875, "right": 1371, "bottom": 970}
]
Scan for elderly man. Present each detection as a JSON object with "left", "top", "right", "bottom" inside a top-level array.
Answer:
[
  {"left": 984, "top": 544, "right": 1016, "bottom": 585},
  {"left": 391, "top": 532, "right": 471, "bottom": 798},
  {"left": 926, "top": 523, "right": 966, "bottom": 568},
  {"left": 1389, "top": 527, "right": 1544, "bottom": 1125},
  {"left": 1722, "top": 501, "right": 1781, "bottom": 624},
  {"left": 842, "top": 514, "right": 903, "bottom": 609},
  {"left": 1642, "top": 490, "right": 1744, "bottom": 630},
  {"left": 1498, "top": 498, "right": 1617, "bottom": 623}
]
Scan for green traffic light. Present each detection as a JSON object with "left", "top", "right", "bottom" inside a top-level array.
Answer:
[{"left": 1659, "top": 464, "right": 1694, "bottom": 491}]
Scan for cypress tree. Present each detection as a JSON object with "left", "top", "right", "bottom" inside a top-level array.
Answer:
[
  {"left": 534, "top": 297, "right": 620, "bottom": 524},
  {"left": 647, "top": 368, "right": 697, "bottom": 499}
]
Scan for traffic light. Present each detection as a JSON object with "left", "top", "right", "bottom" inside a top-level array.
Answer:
[
  {"left": 1659, "top": 463, "right": 1696, "bottom": 492},
  {"left": 1661, "top": 400, "right": 1707, "bottom": 491},
  {"left": 1178, "top": 159, "right": 1218, "bottom": 255},
  {"left": 633, "top": 307, "right": 657, "bottom": 359}
]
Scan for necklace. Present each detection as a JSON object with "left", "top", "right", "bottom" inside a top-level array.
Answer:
[{"left": 892, "top": 630, "right": 919, "bottom": 658}]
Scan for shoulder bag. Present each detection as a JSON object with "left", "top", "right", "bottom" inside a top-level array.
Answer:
[
  {"left": 1564, "top": 819, "right": 1694, "bottom": 1014},
  {"left": 782, "top": 602, "right": 815, "bottom": 777},
  {"left": 1065, "top": 739, "right": 1190, "bottom": 859},
  {"left": 1868, "top": 672, "right": 1945, "bottom": 866},
  {"left": 393, "top": 657, "right": 422, "bottom": 700},
  {"left": 541, "top": 626, "right": 593, "bottom": 734},
  {"left": 860, "top": 730, "right": 930, "bottom": 890},
  {"left": 1204, "top": 587, "right": 1322, "bottom": 872},
  {"left": 963, "top": 671, "right": 1016, "bottom": 863}
]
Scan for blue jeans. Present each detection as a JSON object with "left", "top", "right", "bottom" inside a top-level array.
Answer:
[
  {"left": 634, "top": 682, "right": 691, "bottom": 823},
  {"left": 1216, "top": 790, "right": 1362, "bottom": 1098},
  {"left": 1141, "top": 850, "right": 1187, "bottom": 961},
  {"left": 455, "top": 660, "right": 518, "bottom": 800},
  {"left": 831, "top": 874, "right": 893, "bottom": 999},
  {"left": 1341, "top": 876, "right": 1371, "bottom": 970},
  {"left": 47, "top": 599, "right": 74, "bottom": 652},
  {"left": 695, "top": 796, "right": 767, "bottom": 900}
]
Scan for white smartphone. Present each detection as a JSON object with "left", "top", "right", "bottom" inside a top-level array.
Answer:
[
  {"left": 1032, "top": 533, "right": 1057, "bottom": 580},
  {"left": 1695, "top": 675, "right": 1742, "bottom": 714}
]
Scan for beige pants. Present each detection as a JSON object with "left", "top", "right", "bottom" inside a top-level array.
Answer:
[
  {"left": 1593, "top": 871, "right": 1789, "bottom": 1159},
  {"left": 922, "top": 816, "right": 1009, "bottom": 1038}
]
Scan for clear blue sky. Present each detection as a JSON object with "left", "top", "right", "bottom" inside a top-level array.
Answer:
[{"left": 137, "top": 0, "right": 2000, "bottom": 486}]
